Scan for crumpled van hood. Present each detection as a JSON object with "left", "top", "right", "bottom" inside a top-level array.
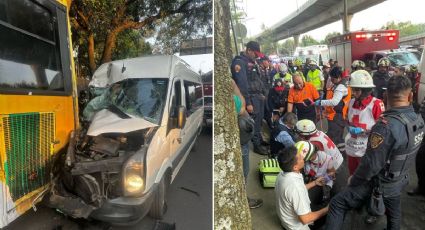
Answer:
[{"left": 87, "top": 109, "right": 158, "bottom": 136}]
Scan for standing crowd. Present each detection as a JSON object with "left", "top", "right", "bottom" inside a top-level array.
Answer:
[{"left": 231, "top": 41, "right": 425, "bottom": 230}]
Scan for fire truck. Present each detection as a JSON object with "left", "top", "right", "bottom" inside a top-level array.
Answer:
[{"left": 327, "top": 30, "right": 399, "bottom": 71}]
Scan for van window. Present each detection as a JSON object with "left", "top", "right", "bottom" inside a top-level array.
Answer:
[
  {"left": 170, "top": 80, "right": 182, "bottom": 118},
  {"left": 184, "top": 81, "right": 203, "bottom": 116}
]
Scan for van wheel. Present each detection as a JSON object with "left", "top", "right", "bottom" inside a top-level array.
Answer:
[{"left": 149, "top": 175, "right": 168, "bottom": 219}]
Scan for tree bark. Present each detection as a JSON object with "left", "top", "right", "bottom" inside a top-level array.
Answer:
[
  {"left": 88, "top": 33, "right": 96, "bottom": 74},
  {"left": 214, "top": 0, "right": 251, "bottom": 229}
]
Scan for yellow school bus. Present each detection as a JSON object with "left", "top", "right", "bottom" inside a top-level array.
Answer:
[{"left": 0, "top": 0, "right": 78, "bottom": 227}]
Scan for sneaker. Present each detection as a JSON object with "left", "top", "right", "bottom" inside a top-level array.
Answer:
[
  {"left": 253, "top": 145, "right": 268, "bottom": 155},
  {"left": 248, "top": 197, "right": 263, "bottom": 209},
  {"left": 407, "top": 187, "right": 425, "bottom": 196},
  {"left": 364, "top": 215, "right": 378, "bottom": 224}
]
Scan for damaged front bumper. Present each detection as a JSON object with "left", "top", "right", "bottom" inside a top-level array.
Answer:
[{"left": 90, "top": 183, "right": 157, "bottom": 224}]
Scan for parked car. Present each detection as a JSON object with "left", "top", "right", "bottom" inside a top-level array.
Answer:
[
  {"left": 203, "top": 95, "right": 213, "bottom": 127},
  {"left": 45, "top": 55, "right": 204, "bottom": 225},
  {"left": 363, "top": 49, "right": 420, "bottom": 70}
]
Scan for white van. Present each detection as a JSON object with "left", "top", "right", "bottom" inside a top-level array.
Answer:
[{"left": 46, "top": 55, "right": 204, "bottom": 224}]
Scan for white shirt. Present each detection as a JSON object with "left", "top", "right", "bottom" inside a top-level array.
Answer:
[
  {"left": 304, "top": 151, "right": 335, "bottom": 187},
  {"left": 275, "top": 171, "right": 311, "bottom": 230}
]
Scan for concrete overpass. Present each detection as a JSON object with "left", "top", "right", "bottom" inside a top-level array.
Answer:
[
  {"left": 399, "top": 32, "right": 425, "bottom": 47},
  {"left": 255, "top": 0, "right": 386, "bottom": 46}
]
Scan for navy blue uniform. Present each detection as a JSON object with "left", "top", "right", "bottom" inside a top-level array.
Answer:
[
  {"left": 326, "top": 106, "right": 425, "bottom": 230},
  {"left": 372, "top": 71, "right": 390, "bottom": 100},
  {"left": 231, "top": 53, "right": 266, "bottom": 148}
]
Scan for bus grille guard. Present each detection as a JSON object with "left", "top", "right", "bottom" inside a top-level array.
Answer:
[{"left": 0, "top": 112, "right": 55, "bottom": 202}]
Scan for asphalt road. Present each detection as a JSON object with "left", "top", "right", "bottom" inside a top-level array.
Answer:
[{"left": 4, "top": 127, "right": 212, "bottom": 230}]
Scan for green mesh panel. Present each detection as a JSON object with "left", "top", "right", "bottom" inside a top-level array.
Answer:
[{"left": 2, "top": 112, "right": 54, "bottom": 201}]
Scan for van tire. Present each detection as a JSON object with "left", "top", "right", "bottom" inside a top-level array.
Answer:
[{"left": 149, "top": 175, "right": 168, "bottom": 219}]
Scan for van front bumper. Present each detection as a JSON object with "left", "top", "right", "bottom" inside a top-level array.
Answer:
[{"left": 90, "top": 183, "right": 157, "bottom": 225}]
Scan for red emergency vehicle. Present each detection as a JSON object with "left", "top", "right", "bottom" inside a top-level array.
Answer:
[{"left": 328, "top": 30, "right": 399, "bottom": 71}]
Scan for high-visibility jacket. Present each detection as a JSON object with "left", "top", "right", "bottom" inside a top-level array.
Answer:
[
  {"left": 307, "top": 69, "right": 322, "bottom": 90},
  {"left": 325, "top": 84, "right": 351, "bottom": 120}
]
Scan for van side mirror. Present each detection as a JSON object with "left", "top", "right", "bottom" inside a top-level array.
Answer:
[{"left": 178, "top": 106, "right": 186, "bottom": 128}]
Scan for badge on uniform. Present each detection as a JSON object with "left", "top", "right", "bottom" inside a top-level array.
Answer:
[
  {"left": 234, "top": 64, "right": 241, "bottom": 73},
  {"left": 370, "top": 132, "right": 384, "bottom": 149}
]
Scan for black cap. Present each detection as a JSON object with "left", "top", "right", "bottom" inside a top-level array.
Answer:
[
  {"left": 246, "top": 41, "right": 264, "bottom": 58},
  {"left": 246, "top": 41, "right": 260, "bottom": 51}
]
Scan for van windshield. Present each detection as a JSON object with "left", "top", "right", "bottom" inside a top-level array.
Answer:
[
  {"left": 109, "top": 78, "right": 168, "bottom": 124},
  {"left": 387, "top": 52, "right": 420, "bottom": 66}
]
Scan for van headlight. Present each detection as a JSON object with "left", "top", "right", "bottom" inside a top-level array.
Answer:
[{"left": 123, "top": 157, "right": 145, "bottom": 196}]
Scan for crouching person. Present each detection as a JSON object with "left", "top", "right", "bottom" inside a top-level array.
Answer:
[
  {"left": 275, "top": 146, "right": 329, "bottom": 230},
  {"left": 296, "top": 141, "right": 336, "bottom": 206}
]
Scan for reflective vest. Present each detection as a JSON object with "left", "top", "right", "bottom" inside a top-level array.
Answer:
[
  {"left": 307, "top": 69, "right": 322, "bottom": 90},
  {"left": 345, "top": 97, "right": 381, "bottom": 158},
  {"left": 325, "top": 84, "right": 351, "bottom": 120}
]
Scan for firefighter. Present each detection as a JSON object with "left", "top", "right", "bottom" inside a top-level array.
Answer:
[
  {"left": 274, "top": 63, "right": 292, "bottom": 84},
  {"left": 306, "top": 60, "right": 325, "bottom": 97},
  {"left": 294, "top": 58, "right": 306, "bottom": 81},
  {"left": 231, "top": 41, "right": 268, "bottom": 155},
  {"left": 372, "top": 57, "right": 391, "bottom": 100},
  {"left": 325, "top": 75, "right": 425, "bottom": 230},
  {"left": 351, "top": 60, "right": 366, "bottom": 72},
  {"left": 315, "top": 66, "right": 351, "bottom": 153}
]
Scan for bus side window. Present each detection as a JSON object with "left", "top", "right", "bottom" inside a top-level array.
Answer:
[{"left": 168, "top": 80, "right": 182, "bottom": 131}]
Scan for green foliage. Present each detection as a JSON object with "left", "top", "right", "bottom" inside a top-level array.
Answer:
[
  {"left": 258, "top": 28, "right": 278, "bottom": 55},
  {"left": 70, "top": 0, "right": 212, "bottom": 78},
  {"left": 300, "top": 35, "right": 319, "bottom": 47},
  {"left": 322, "top": 32, "right": 341, "bottom": 43},
  {"left": 381, "top": 21, "right": 425, "bottom": 37},
  {"left": 278, "top": 39, "right": 295, "bottom": 56},
  {"left": 113, "top": 30, "right": 152, "bottom": 60}
]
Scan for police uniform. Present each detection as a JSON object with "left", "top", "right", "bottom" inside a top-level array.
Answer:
[
  {"left": 231, "top": 53, "right": 266, "bottom": 149},
  {"left": 325, "top": 105, "right": 425, "bottom": 230},
  {"left": 372, "top": 71, "right": 390, "bottom": 100}
]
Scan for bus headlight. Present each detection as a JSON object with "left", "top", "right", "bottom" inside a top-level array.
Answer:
[{"left": 123, "top": 157, "right": 145, "bottom": 196}]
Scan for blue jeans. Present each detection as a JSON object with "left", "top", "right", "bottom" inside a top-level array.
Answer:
[
  {"left": 241, "top": 143, "right": 249, "bottom": 184},
  {"left": 325, "top": 181, "right": 403, "bottom": 230}
]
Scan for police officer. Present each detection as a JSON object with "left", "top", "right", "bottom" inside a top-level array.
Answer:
[
  {"left": 373, "top": 57, "right": 391, "bottom": 100},
  {"left": 231, "top": 41, "right": 268, "bottom": 155},
  {"left": 325, "top": 75, "right": 425, "bottom": 230}
]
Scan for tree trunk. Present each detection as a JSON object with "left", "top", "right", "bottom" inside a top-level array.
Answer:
[
  {"left": 88, "top": 33, "right": 96, "bottom": 75},
  {"left": 101, "top": 30, "right": 119, "bottom": 64},
  {"left": 214, "top": 0, "right": 251, "bottom": 229}
]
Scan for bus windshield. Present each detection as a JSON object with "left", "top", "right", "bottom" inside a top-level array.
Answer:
[{"left": 109, "top": 78, "right": 169, "bottom": 124}]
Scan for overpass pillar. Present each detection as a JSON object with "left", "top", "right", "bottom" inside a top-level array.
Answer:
[
  {"left": 293, "top": 34, "right": 300, "bottom": 48},
  {"left": 343, "top": 14, "right": 353, "bottom": 33}
]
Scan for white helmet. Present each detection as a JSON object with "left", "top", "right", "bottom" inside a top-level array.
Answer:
[
  {"left": 295, "top": 119, "right": 317, "bottom": 136},
  {"left": 279, "top": 63, "right": 288, "bottom": 74},
  {"left": 294, "top": 141, "right": 315, "bottom": 161},
  {"left": 349, "top": 70, "right": 375, "bottom": 88},
  {"left": 309, "top": 60, "right": 318, "bottom": 66}
]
